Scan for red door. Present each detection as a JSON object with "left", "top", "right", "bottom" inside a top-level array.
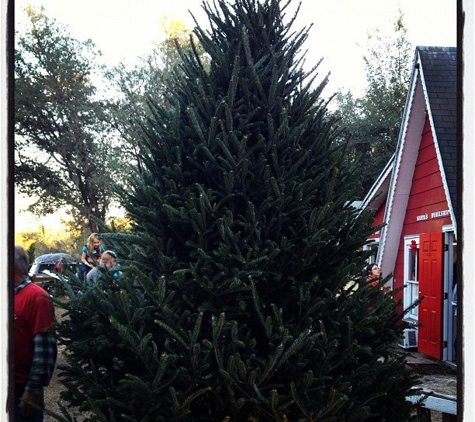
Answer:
[{"left": 418, "top": 232, "right": 444, "bottom": 359}]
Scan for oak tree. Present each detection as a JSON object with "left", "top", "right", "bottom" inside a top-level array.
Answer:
[{"left": 15, "top": 6, "right": 123, "bottom": 232}]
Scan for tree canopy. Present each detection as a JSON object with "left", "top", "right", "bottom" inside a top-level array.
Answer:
[
  {"left": 334, "top": 11, "right": 413, "bottom": 197},
  {"left": 15, "top": 6, "right": 205, "bottom": 237},
  {"left": 15, "top": 6, "right": 123, "bottom": 232},
  {"left": 104, "top": 15, "right": 208, "bottom": 174}
]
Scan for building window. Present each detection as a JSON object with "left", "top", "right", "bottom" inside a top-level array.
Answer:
[
  {"left": 363, "top": 240, "right": 379, "bottom": 266},
  {"left": 404, "top": 237, "right": 419, "bottom": 321}
]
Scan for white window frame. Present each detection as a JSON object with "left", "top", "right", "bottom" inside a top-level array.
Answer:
[
  {"left": 403, "top": 236, "right": 420, "bottom": 322},
  {"left": 363, "top": 239, "right": 379, "bottom": 266}
]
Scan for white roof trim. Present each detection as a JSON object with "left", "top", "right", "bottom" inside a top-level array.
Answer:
[
  {"left": 360, "top": 155, "right": 394, "bottom": 210},
  {"left": 377, "top": 60, "right": 426, "bottom": 275}
]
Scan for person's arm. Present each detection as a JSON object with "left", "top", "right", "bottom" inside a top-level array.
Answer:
[
  {"left": 27, "top": 331, "right": 57, "bottom": 391},
  {"left": 81, "top": 250, "right": 93, "bottom": 269},
  {"left": 86, "top": 267, "right": 98, "bottom": 284},
  {"left": 20, "top": 331, "right": 57, "bottom": 416}
]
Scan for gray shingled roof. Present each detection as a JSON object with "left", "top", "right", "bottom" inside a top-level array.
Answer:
[{"left": 418, "top": 46, "right": 457, "bottom": 216}]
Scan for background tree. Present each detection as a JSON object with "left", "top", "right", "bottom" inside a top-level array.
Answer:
[
  {"left": 15, "top": 225, "right": 76, "bottom": 257},
  {"left": 105, "top": 16, "right": 208, "bottom": 173},
  {"left": 334, "top": 11, "right": 412, "bottom": 197},
  {"left": 15, "top": 6, "right": 124, "bottom": 233},
  {"left": 53, "top": 0, "right": 420, "bottom": 421}
]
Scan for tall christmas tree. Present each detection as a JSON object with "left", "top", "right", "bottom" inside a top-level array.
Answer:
[{"left": 54, "top": 1, "right": 420, "bottom": 421}]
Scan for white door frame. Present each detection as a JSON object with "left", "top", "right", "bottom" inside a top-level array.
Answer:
[{"left": 443, "top": 227, "right": 457, "bottom": 364}]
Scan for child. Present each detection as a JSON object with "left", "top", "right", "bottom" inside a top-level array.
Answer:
[{"left": 78, "top": 233, "right": 105, "bottom": 280}]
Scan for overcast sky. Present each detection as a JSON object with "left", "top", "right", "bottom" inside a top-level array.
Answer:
[
  {"left": 14, "top": 0, "right": 457, "bottom": 232},
  {"left": 15, "top": 0, "right": 457, "bottom": 95}
]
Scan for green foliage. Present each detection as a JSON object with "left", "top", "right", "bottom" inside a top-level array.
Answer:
[
  {"left": 105, "top": 17, "right": 208, "bottom": 176},
  {"left": 334, "top": 10, "right": 413, "bottom": 197},
  {"left": 53, "top": 1, "right": 420, "bottom": 421},
  {"left": 15, "top": 6, "right": 124, "bottom": 232}
]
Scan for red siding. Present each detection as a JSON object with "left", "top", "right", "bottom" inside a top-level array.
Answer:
[
  {"left": 391, "top": 116, "right": 453, "bottom": 299},
  {"left": 404, "top": 116, "right": 452, "bottom": 233}
]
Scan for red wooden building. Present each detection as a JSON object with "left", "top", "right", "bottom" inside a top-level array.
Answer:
[{"left": 362, "top": 46, "right": 457, "bottom": 363}]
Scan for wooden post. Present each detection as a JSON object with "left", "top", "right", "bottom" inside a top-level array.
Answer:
[
  {"left": 441, "top": 413, "right": 457, "bottom": 422},
  {"left": 417, "top": 406, "right": 431, "bottom": 422}
]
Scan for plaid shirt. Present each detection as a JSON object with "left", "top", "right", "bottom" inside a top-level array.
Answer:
[{"left": 15, "top": 278, "right": 58, "bottom": 393}]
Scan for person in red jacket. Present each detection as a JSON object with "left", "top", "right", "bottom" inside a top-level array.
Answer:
[
  {"left": 365, "top": 262, "right": 391, "bottom": 295},
  {"left": 365, "top": 263, "right": 381, "bottom": 287},
  {"left": 14, "top": 245, "right": 57, "bottom": 422}
]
